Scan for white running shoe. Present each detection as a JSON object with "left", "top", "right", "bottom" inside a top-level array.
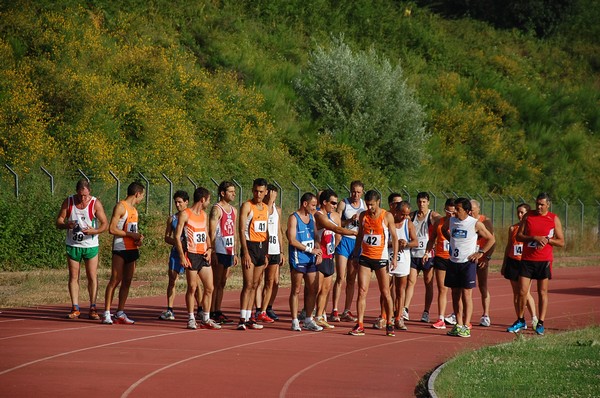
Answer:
[
  {"left": 303, "top": 319, "right": 323, "bottom": 332},
  {"left": 402, "top": 308, "right": 409, "bottom": 321},
  {"left": 291, "top": 319, "right": 301, "bottom": 332},
  {"left": 101, "top": 314, "right": 113, "bottom": 325},
  {"left": 444, "top": 313, "right": 457, "bottom": 325},
  {"left": 480, "top": 315, "right": 491, "bottom": 327}
]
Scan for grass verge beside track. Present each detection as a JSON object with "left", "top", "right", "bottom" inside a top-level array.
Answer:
[{"left": 433, "top": 326, "right": 600, "bottom": 398}]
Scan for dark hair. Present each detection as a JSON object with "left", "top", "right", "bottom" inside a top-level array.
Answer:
[
  {"left": 536, "top": 192, "right": 551, "bottom": 202},
  {"left": 417, "top": 191, "right": 430, "bottom": 201},
  {"left": 387, "top": 192, "right": 402, "bottom": 205},
  {"left": 517, "top": 202, "right": 531, "bottom": 212},
  {"left": 364, "top": 190, "right": 380, "bottom": 202},
  {"left": 454, "top": 197, "right": 471, "bottom": 212},
  {"left": 350, "top": 180, "right": 364, "bottom": 190},
  {"left": 319, "top": 189, "right": 337, "bottom": 205},
  {"left": 398, "top": 200, "right": 411, "bottom": 210},
  {"left": 267, "top": 183, "right": 278, "bottom": 192},
  {"left": 75, "top": 178, "right": 90, "bottom": 192},
  {"left": 127, "top": 181, "right": 145, "bottom": 196},
  {"left": 193, "top": 187, "right": 211, "bottom": 203},
  {"left": 253, "top": 178, "right": 268, "bottom": 188},
  {"left": 218, "top": 181, "right": 235, "bottom": 197},
  {"left": 173, "top": 190, "right": 189, "bottom": 202},
  {"left": 444, "top": 198, "right": 456, "bottom": 207},
  {"left": 300, "top": 192, "right": 316, "bottom": 205}
]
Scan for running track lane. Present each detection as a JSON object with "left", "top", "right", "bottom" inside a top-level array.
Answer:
[{"left": 0, "top": 265, "right": 598, "bottom": 397}]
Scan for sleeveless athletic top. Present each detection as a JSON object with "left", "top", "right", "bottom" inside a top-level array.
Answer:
[
  {"left": 341, "top": 198, "right": 365, "bottom": 239},
  {"left": 267, "top": 204, "right": 281, "bottom": 255},
  {"left": 434, "top": 216, "right": 450, "bottom": 259},
  {"left": 244, "top": 200, "right": 268, "bottom": 242},
  {"left": 448, "top": 215, "right": 478, "bottom": 263},
  {"left": 476, "top": 214, "right": 490, "bottom": 252},
  {"left": 316, "top": 210, "right": 336, "bottom": 259},
  {"left": 411, "top": 210, "right": 432, "bottom": 258},
  {"left": 65, "top": 195, "right": 98, "bottom": 248},
  {"left": 169, "top": 214, "right": 187, "bottom": 258},
  {"left": 507, "top": 224, "right": 524, "bottom": 261},
  {"left": 214, "top": 203, "right": 235, "bottom": 255},
  {"left": 289, "top": 212, "right": 315, "bottom": 266},
  {"left": 389, "top": 218, "right": 410, "bottom": 266},
  {"left": 184, "top": 208, "right": 208, "bottom": 255},
  {"left": 113, "top": 200, "right": 139, "bottom": 251},
  {"left": 361, "top": 210, "right": 389, "bottom": 261},
  {"left": 522, "top": 212, "right": 556, "bottom": 262}
]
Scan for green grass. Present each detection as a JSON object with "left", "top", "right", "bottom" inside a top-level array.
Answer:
[{"left": 434, "top": 326, "right": 600, "bottom": 398}]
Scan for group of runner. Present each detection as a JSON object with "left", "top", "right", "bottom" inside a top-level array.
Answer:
[{"left": 57, "top": 178, "right": 564, "bottom": 337}]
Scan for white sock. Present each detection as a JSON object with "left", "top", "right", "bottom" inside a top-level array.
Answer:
[
  {"left": 202, "top": 311, "right": 209, "bottom": 322},
  {"left": 104, "top": 311, "right": 111, "bottom": 318},
  {"left": 189, "top": 313, "right": 195, "bottom": 320}
]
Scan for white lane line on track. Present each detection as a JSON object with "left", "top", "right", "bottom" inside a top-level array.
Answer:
[
  {"left": 0, "top": 330, "right": 190, "bottom": 376},
  {"left": 121, "top": 333, "right": 317, "bottom": 398},
  {"left": 0, "top": 325, "right": 101, "bottom": 341},
  {"left": 0, "top": 319, "right": 25, "bottom": 323}
]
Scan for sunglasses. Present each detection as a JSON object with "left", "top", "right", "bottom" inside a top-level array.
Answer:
[{"left": 329, "top": 201, "right": 338, "bottom": 206}]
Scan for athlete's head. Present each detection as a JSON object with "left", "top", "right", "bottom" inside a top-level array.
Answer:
[
  {"left": 266, "top": 183, "right": 278, "bottom": 203},
  {"left": 193, "top": 187, "right": 211, "bottom": 207},
  {"left": 75, "top": 178, "right": 91, "bottom": 196},
  {"left": 444, "top": 198, "right": 456, "bottom": 217},
  {"left": 127, "top": 181, "right": 145, "bottom": 203},
  {"left": 516, "top": 203, "right": 530, "bottom": 221},
  {"left": 416, "top": 191, "right": 430, "bottom": 211},
  {"left": 173, "top": 190, "right": 189, "bottom": 212},
  {"left": 349, "top": 180, "right": 364, "bottom": 202},
  {"left": 319, "top": 189, "right": 338, "bottom": 212},
  {"left": 218, "top": 181, "right": 236, "bottom": 203},
  {"left": 387, "top": 192, "right": 403, "bottom": 207},
  {"left": 454, "top": 197, "right": 471, "bottom": 220},
  {"left": 364, "top": 190, "right": 381, "bottom": 214},
  {"left": 252, "top": 178, "right": 268, "bottom": 203},
  {"left": 300, "top": 192, "right": 317, "bottom": 214},
  {"left": 470, "top": 199, "right": 481, "bottom": 217},
  {"left": 392, "top": 200, "right": 411, "bottom": 222},
  {"left": 535, "top": 192, "right": 551, "bottom": 214}
]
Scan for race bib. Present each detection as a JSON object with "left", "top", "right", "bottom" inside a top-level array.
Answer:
[
  {"left": 194, "top": 231, "right": 207, "bottom": 243},
  {"left": 302, "top": 240, "right": 314, "bottom": 251},
  {"left": 254, "top": 220, "right": 267, "bottom": 233},
  {"left": 127, "top": 222, "right": 138, "bottom": 233},
  {"left": 513, "top": 243, "right": 523, "bottom": 256},
  {"left": 326, "top": 241, "right": 335, "bottom": 255},
  {"left": 269, "top": 235, "right": 277, "bottom": 245},
  {"left": 417, "top": 237, "right": 427, "bottom": 249},
  {"left": 364, "top": 234, "right": 380, "bottom": 246},
  {"left": 443, "top": 240, "right": 450, "bottom": 252},
  {"left": 223, "top": 236, "right": 234, "bottom": 248}
]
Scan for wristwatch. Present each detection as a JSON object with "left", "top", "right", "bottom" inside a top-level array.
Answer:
[{"left": 477, "top": 249, "right": 485, "bottom": 254}]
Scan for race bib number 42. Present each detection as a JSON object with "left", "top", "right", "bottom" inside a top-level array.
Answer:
[{"left": 364, "top": 234, "right": 380, "bottom": 246}]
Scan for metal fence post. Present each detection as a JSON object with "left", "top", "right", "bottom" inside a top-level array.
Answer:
[
  {"left": 109, "top": 170, "right": 120, "bottom": 203},
  {"left": 186, "top": 176, "right": 198, "bottom": 190},
  {"left": 497, "top": 194, "right": 506, "bottom": 227},
  {"left": 273, "top": 179, "right": 284, "bottom": 210},
  {"left": 291, "top": 181, "right": 301, "bottom": 209},
  {"left": 232, "top": 179, "right": 243, "bottom": 208},
  {"left": 40, "top": 166, "right": 54, "bottom": 195},
  {"left": 210, "top": 177, "right": 220, "bottom": 199},
  {"left": 309, "top": 182, "right": 319, "bottom": 195},
  {"left": 4, "top": 164, "right": 18, "bottom": 198},
  {"left": 429, "top": 191, "right": 437, "bottom": 213},
  {"left": 508, "top": 195, "right": 516, "bottom": 225},
  {"left": 476, "top": 193, "right": 484, "bottom": 216},
  {"left": 138, "top": 172, "right": 150, "bottom": 214},
  {"left": 77, "top": 168, "right": 90, "bottom": 182},
  {"left": 577, "top": 199, "right": 584, "bottom": 236},
  {"left": 162, "top": 173, "right": 173, "bottom": 215},
  {"left": 401, "top": 188, "right": 411, "bottom": 204},
  {"left": 562, "top": 198, "right": 569, "bottom": 231},
  {"left": 487, "top": 193, "right": 495, "bottom": 226}
]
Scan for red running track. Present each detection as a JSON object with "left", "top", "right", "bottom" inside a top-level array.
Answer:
[{"left": 0, "top": 265, "right": 599, "bottom": 397}]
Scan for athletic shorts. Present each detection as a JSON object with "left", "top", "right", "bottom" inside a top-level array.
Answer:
[
  {"left": 335, "top": 236, "right": 357, "bottom": 258},
  {"left": 168, "top": 252, "right": 185, "bottom": 274},
  {"left": 66, "top": 246, "right": 99, "bottom": 262},
  {"left": 444, "top": 261, "right": 477, "bottom": 289},
  {"left": 411, "top": 256, "right": 434, "bottom": 272},
  {"left": 186, "top": 252, "right": 210, "bottom": 271},
  {"left": 245, "top": 241, "right": 267, "bottom": 267},
  {"left": 113, "top": 249, "right": 140, "bottom": 264},
  {"left": 318, "top": 258, "right": 335, "bottom": 277},
  {"left": 433, "top": 257, "right": 451, "bottom": 272},
  {"left": 359, "top": 255, "right": 388, "bottom": 271},
  {"left": 290, "top": 261, "right": 318, "bottom": 274},
  {"left": 216, "top": 253, "right": 235, "bottom": 268},
  {"left": 268, "top": 254, "right": 281, "bottom": 266},
  {"left": 389, "top": 253, "right": 410, "bottom": 277},
  {"left": 520, "top": 260, "right": 552, "bottom": 280},
  {"left": 503, "top": 257, "right": 521, "bottom": 281}
]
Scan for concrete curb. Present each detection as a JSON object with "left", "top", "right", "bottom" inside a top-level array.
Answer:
[{"left": 426, "top": 360, "right": 449, "bottom": 398}]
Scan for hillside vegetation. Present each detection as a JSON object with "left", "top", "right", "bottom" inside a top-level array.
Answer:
[{"left": 0, "top": 0, "right": 599, "bottom": 269}]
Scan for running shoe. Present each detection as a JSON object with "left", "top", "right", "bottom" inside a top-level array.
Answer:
[
  {"left": 432, "top": 319, "right": 446, "bottom": 329},
  {"left": 291, "top": 319, "right": 301, "bottom": 331},
  {"left": 535, "top": 323, "right": 545, "bottom": 335},
  {"left": 348, "top": 324, "right": 365, "bottom": 336},
  {"left": 330, "top": 310, "right": 341, "bottom": 322},
  {"left": 421, "top": 311, "right": 430, "bottom": 323},
  {"left": 480, "top": 315, "right": 491, "bottom": 327},
  {"left": 237, "top": 320, "right": 247, "bottom": 330},
  {"left": 66, "top": 307, "right": 80, "bottom": 319},
  {"left": 340, "top": 310, "right": 358, "bottom": 322},
  {"left": 266, "top": 308, "right": 279, "bottom": 321},
  {"left": 115, "top": 313, "right": 135, "bottom": 325},
  {"left": 187, "top": 318, "right": 197, "bottom": 330},
  {"left": 395, "top": 318, "right": 408, "bottom": 331},
  {"left": 444, "top": 313, "right": 457, "bottom": 325},
  {"left": 316, "top": 316, "right": 335, "bottom": 329},
  {"left": 373, "top": 316, "right": 385, "bottom": 330},
  {"left": 466, "top": 323, "right": 472, "bottom": 330},
  {"left": 214, "top": 312, "right": 234, "bottom": 325},
  {"left": 200, "top": 319, "right": 222, "bottom": 330},
  {"left": 159, "top": 310, "right": 175, "bottom": 321},
  {"left": 447, "top": 324, "right": 460, "bottom": 337},
  {"left": 402, "top": 307, "right": 409, "bottom": 321},
  {"left": 245, "top": 318, "right": 264, "bottom": 330},
  {"left": 101, "top": 314, "right": 113, "bottom": 325},
  {"left": 457, "top": 325, "right": 471, "bottom": 338},
  {"left": 298, "top": 308, "right": 306, "bottom": 321},
  {"left": 303, "top": 319, "right": 323, "bottom": 332},
  {"left": 386, "top": 324, "right": 395, "bottom": 337},
  {"left": 256, "top": 311, "right": 275, "bottom": 323},
  {"left": 88, "top": 308, "right": 100, "bottom": 320},
  {"left": 507, "top": 319, "right": 527, "bottom": 333},
  {"left": 532, "top": 316, "right": 539, "bottom": 331}
]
